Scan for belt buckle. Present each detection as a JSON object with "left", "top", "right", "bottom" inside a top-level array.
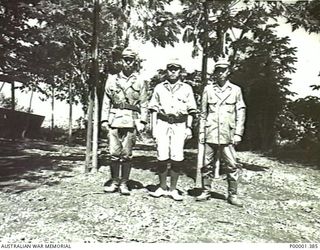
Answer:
[
  {"left": 119, "top": 103, "right": 125, "bottom": 109},
  {"left": 167, "top": 115, "right": 175, "bottom": 124}
]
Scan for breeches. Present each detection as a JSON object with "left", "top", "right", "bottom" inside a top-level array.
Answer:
[{"left": 109, "top": 127, "right": 136, "bottom": 161}]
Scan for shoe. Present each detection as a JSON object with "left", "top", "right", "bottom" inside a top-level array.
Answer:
[
  {"left": 149, "top": 187, "right": 167, "bottom": 198},
  {"left": 227, "top": 195, "right": 244, "bottom": 207},
  {"left": 195, "top": 190, "right": 210, "bottom": 201},
  {"left": 119, "top": 183, "right": 130, "bottom": 195},
  {"left": 103, "top": 181, "right": 118, "bottom": 193},
  {"left": 168, "top": 189, "right": 183, "bottom": 201}
]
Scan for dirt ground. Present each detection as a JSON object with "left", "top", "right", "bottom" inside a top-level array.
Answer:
[{"left": 0, "top": 138, "right": 319, "bottom": 243}]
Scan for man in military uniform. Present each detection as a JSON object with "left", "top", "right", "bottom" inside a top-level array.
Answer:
[
  {"left": 148, "top": 58, "right": 197, "bottom": 201},
  {"left": 197, "top": 59, "right": 246, "bottom": 207},
  {"left": 102, "top": 48, "right": 148, "bottom": 195}
]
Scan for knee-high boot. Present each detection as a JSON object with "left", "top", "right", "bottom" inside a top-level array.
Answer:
[
  {"left": 227, "top": 172, "right": 243, "bottom": 207},
  {"left": 104, "top": 160, "right": 120, "bottom": 193},
  {"left": 110, "top": 160, "right": 120, "bottom": 182},
  {"left": 119, "top": 161, "right": 131, "bottom": 195}
]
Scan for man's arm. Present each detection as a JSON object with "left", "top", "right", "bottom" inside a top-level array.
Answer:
[
  {"left": 101, "top": 81, "right": 112, "bottom": 125},
  {"left": 234, "top": 87, "right": 246, "bottom": 144},
  {"left": 186, "top": 85, "right": 197, "bottom": 139},
  {"left": 148, "top": 86, "right": 160, "bottom": 139},
  {"left": 139, "top": 80, "right": 149, "bottom": 125}
]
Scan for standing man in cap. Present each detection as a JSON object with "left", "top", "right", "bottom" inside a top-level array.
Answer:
[
  {"left": 102, "top": 47, "right": 148, "bottom": 195},
  {"left": 148, "top": 58, "right": 197, "bottom": 201},
  {"left": 197, "top": 59, "right": 246, "bottom": 207}
]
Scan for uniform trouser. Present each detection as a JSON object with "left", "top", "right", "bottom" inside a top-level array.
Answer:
[
  {"left": 155, "top": 120, "right": 187, "bottom": 162},
  {"left": 202, "top": 143, "right": 241, "bottom": 193},
  {"left": 108, "top": 127, "right": 136, "bottom": 183}
]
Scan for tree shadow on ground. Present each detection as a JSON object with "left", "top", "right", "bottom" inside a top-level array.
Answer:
[
  {"left": 263, "top": 149, "right": 320, "bottom": 170},
  {"left": 0, "top": 139, "right": 81, "bottom": 193}
]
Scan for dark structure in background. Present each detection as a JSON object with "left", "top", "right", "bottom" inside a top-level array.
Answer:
[{"left": 0, "top": 108, "right": 44, "bottom": 139}]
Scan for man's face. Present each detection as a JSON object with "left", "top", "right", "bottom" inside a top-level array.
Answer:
[
  {"left": 122, "top": 56, "right": 136, "bottom": 72},
  {"left": 167, "top": 64, "right": 181, "bottom": 83},
  {"left": 214, "top": 67, "right": 229, "bottom": 85}
]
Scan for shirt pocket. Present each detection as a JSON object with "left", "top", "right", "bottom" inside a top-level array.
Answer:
[
  {"left": 207, "top": 97, "right": 218, "bottom": 113},
  {"left": 128, "top": 84, "right": 141, "bottom": 100},
  {"left": 175, "top": 94, "right": 188, "bottom": 112},
  {"left": 108, "top": 87, "right": 121, "bottom": 99},
  {"left": 176, "top": 93, "right": 187, "bottom": 104},
  {"left": 225, "top": 96, "right": 236, "bottom": 113}
]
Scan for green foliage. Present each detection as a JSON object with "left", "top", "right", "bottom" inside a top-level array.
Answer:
[
  {"left": 1, "top": 0, "right": 181, "bottom": 114},
  {"left": 0, "top": 0, "right": 42, "bottom": 84},
  {"left": 284, "top": 0, "right": 320, "bottom": 33},
  {"left": 275, "top": 96, "right": 320, "bottom": 163},
  {"left": 0, "top": 93, "right": 31, "bottom": 112},
  {"left": 178, "top": 0, "right": 298, "bottom": 150}
]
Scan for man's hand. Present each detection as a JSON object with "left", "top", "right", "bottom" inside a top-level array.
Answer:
[
  {"left": 136, "top": 121, "right": 145, "bottom": 133},
  {"left": 199, "top": 132, "right": 205, "bottom": 144},
  {"left": 185, "top": 128, "right": 193, "bottom": 140},
  {"left": 233, "top": 134, "right": 242, "bottom": 145}
]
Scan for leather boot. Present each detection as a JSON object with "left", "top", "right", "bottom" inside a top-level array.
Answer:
[
  {"left": 104, "top": 161, "right": 120, "bottom": 193},
  {"left": 227, "top": 178, "right": 243, "bottom": 207},
  {"left": 119, "top": 161, "right": 131, "bottom": 195}
]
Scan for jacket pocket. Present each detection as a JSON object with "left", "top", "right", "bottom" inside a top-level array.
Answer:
[{"left": 225, "top": 99, "right": 236, "bottom": 113}]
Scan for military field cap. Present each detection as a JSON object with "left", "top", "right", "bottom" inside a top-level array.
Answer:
[
  {"left": 214, "top": 58, "right": 230, "bottom": 69},
  {"left": 167, "top": 58, "right": 182, "bottom": 68},
  {"left": 122, "top": 48, "right": 137, "bottom": 59}
]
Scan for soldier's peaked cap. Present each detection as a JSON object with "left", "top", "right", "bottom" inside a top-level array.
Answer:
[
  {"left": 215, "top": 58, "right": 230, "bottom": 69},
  {"left": 167, "top": 58, "right": 182, "bottom": 68},
  {"left": 122, "top": 48, "right": 137, "bottom": 58}
]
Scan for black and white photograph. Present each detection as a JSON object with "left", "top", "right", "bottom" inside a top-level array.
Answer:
[{"left": 0, "top": 0, "right": 320, "bottom": 247}]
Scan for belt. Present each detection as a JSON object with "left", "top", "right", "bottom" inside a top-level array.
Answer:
[
  {"left": 157, "top": 113, "right": 187, "bottom": 124},
  {"left": 112, "top": 103, "right": 140, "bottom": 112}
]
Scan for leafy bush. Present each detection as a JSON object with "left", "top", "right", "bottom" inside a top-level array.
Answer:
[{"left": 275, "top": 96, "right": 320, "bottom": 163}]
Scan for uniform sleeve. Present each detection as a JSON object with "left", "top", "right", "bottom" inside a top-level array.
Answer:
[
  {"left": 186, "top": 85, "right": 197, "bottom": 115},
  {"left": 199, "top": 86, "right": 209, "bottom": 134},
  {"left": 235, "top": 87, "right": 246, "bottom": 137},
  {"left": 139, "top": 80, "right": 149, "bottom": 124},
  {"left": 148, "top": 85, "right": 160, "bottom": 113},
  {"left": 101, "top": 80, "right": 112, "bottom": 123}
]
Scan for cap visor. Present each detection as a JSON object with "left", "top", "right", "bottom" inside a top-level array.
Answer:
[{"left": 167, "top": 63, "right": 181, "bottom": 68}]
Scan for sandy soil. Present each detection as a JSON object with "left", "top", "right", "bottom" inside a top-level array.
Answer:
[{"left": 0, "top": 139, "right": 319, "bottom": 243}]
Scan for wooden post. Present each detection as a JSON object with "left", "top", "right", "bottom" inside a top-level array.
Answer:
[
  {"left": 92, "top": 89, "right": 99, "bottom": 172},
  {"left": 85, "top": 0, "right": 100, "bottom": 173},
  {"left": 85, "top": 92, "right": 94, "bottom": 173},
  {"left": 201, "top": 0, "right": 209, "bottom": 86},
  {"left": 28, "top": 88, "right": 34, "bottom": 113},
  {"left": 68, "top": 78, "right": 73, "bottom": 144},
  {"left": 196, "top": 142, "right": 205, "bottom": 188},
  {"left": 11, "top": 81, "right": 15, "bottom": 110},
  {"left": 51, "top": 84, "right": 54, "bottom": 130}
]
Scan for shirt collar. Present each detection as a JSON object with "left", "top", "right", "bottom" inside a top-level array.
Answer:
[
  {"left": 163, "top": 80, "right": 183, "bottom": 87},
  {"left": 214, "top": 80, "right": 231, "bottom": 92},
  {"left": 119, "top": 71, "right": 137, "bottom": 80}
]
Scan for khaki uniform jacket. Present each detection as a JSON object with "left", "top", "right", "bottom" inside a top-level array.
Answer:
[
  {"left": 148, "top": 80, "right": 197, "bottom": 117},
  {"left": 200, "top": 81, "right": 246, "bottom": 144},
  {"left": 102, "top": 72, "right": 148, "bottom": 128}
]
